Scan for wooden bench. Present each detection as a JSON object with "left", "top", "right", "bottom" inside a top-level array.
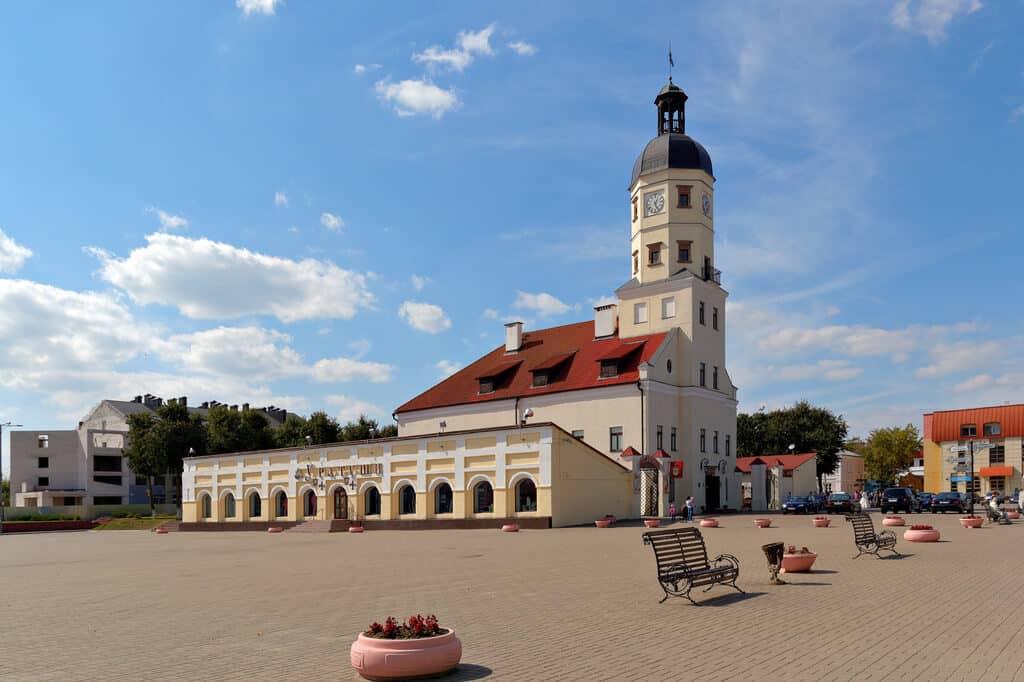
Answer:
[
  {"left": 845, "top": 512, "right": 899, "bottom": 558},
  {"left": 642, "top": 527, "right": 742, "bottom": 604}
]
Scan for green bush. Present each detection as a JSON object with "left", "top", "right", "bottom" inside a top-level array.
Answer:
[{"left": 7, "top": 513, "right": 81, "bottom": 522}]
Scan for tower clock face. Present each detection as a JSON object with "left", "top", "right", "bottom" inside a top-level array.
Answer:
[
  {"left": 702, "top": 193, "right": 712, "bottom": 218},
  {"left": 644, "top": 191, "right": 665, "bottom": 216}
]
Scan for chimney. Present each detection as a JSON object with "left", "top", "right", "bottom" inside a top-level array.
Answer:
[
  {"left": 230, "top": 404, "right": 238, "bottom": 411},
  {"left": 505, "top": 321, "right": 523, "bottom": 353},
  {"left": 594, "top": 304, "right": 618, "bottom": 338},
  {"left": 133, "top": 395, "right": 142, "bottom": 403},
  {"left": 179, "top": 396, "right": 187, "bottom": 407},
  {"left": 242, "top": 403, "right": 249, "bottom": 411}
]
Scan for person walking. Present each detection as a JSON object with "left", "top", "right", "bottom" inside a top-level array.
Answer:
[
  {"left": 668, "top": 502, "right": 677, "bottom": 520},
  {"left": 860, "top": 490, "right": 870, "bottom": 512},
  {"left": 685, "top": 496, "right": 695, "bottom": 522}
]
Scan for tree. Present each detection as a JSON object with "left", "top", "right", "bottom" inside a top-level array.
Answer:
[
  {"left": 274, "top": 415, "right": 308, "bottom": 448},
  {"left": 1, "top": 478, "right": 9, "bottom": 506},
  {"left": 736, "top": 401, "right": 849, "bottom": 491},
  {"left": 306, "top": 411, "right": 340, "bottom": 445},
  {"left": 863, "top": 424, "right": 922, "bottom": 486},
  {"left": 123, "top": 413, "right": 162, "bottom": 515},
  {"left": 206, "top": 406, "right": 275, "bottom": 454},
  {"left": 152, "top": 401, "right": 206, "bottom": 511}
]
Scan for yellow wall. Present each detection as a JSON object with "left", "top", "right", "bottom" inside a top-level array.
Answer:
[{"left": 550, "top": 433, "right": 632, "bottom": 526}]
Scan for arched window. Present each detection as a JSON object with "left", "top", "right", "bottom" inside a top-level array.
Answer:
[
  {"left": 224, "top": 492, "right": 236, "bottom": 518},
  {"left": 435, "top": 482, "right": 453, "bottom": 514},
  {"left": 275, "top": 490, "right": 288, "bottom": 518},
  {"left": 398, "top": 485, "right": 416, "bottom": 515},
  {"left": 365, "top": 487, "right": 381, "bottom": 516},
  {"left": 515, "top": 478, "right": 537, "bottom": 513},
  {"left": 303, "top": 489, "right": 317, "bottom": 517},
  {"left": 474, "top": 481, "right": 494, "bottom": 514},
  {"left": 200, "top": 493, "right": 212, "bottom": 519},
  {"left": 248, "top": 492, "right": 262, "bottom": 518}
]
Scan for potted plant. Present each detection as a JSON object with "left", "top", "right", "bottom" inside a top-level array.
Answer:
[
  {"left": 643, "top": 518, "right": 660, "bottom": 528},
  {"left": 351, "top": 614, "right": 461, "bottom": 680},
  {"left": 780, "top": 545, "right": 817, "bottom": 573},
  {"left": 812, "top": 516, "right": 830, "bottom": 527},
  {"left": 501, "top": 522, "right": 519, "bottom": 532},
  {"left": 594, "top": 518, "right": 612, "bottom": 528},
  {"left": 882, "top": 516, "right": 905, "bottom": 527},
  {"left": 959, "top": 515, "right": 983, "bottom": 529},
  {"left": 754, "top": 518, "right": 772, "bottom": 528},
  {"left": 903, "top": 524, "right": 940, "bottom": 542},
  {"left": 699, "top": 518, "right": 719, "bottom": 528},
  {"left": 1008, "top": 510, "right": 1021, "bottom": 520},
  {"left": 267, "top": 526, "right": 284, "bottom": 533}
]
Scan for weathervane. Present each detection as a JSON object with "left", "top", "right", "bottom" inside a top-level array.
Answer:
[{"left": 668, "top": 43, "right": 674, "bottom": 82}]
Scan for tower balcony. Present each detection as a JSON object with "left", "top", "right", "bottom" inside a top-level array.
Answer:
[{"left": 702, "top": 265, "right": 722, "bottom": 285}]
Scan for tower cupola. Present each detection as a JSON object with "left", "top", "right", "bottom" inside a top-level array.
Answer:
[{"left": 655, "top": 79, "right": 688, "bottom": 135}]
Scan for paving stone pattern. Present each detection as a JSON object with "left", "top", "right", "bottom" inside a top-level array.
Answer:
[{"left": 1, "top": 512, "right": 1022, "bottom": 681}]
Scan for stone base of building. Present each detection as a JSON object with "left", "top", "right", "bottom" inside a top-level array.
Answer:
[{"left": 178, "top": 517, "right": 553, "bottom": 532}]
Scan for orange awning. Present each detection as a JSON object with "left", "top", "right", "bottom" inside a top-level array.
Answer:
[{"left": 979, "top": 466, "right": 1013, "bottom": 477}]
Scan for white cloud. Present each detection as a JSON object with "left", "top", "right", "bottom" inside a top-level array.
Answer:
[
  {"left": 776, "top": 359, "right": 863, "bottom": 382},
  {"left": 311, "top": 357, "right": 394, "bottom": 383},
  {"left": 347, "top": 338, "right": 372, "bottom": 359},
  {"left": 507, "top": 40, "right": 537, "bottom": 56},
  {"left": 398, "top": 301, "right": 452, "bottom": 334},
  {"left": 890, "top": 0, "right": 982, "bottom": 43},
  {"left": 146, "top": 206, "right": 189, "bottom": 232},
  {"left": 274, "top": 191, "right": 288, "bottom": 207},
  {"left": 825, "top": 305, "right": 841, "bottom": 317},
  {"left": 757, "top": 322, "right": 974, "bottom": 363},
  {"left": 410, "top": 274, "right": 429, "bottom": 291},
  {"left": 1010, "top": 105, "right": 1024, "bottom": 123},
  {"left": 353, "top": 63, "right": 381, "bottom": 75},
  {"left": 320, "top": 212, "right": 344, "bottom": 231},
  {"left": 482, "top": 308, "right": 499, "bottom": 320},
  {"left": 915, "top": 340, "right": 1004, "bottom": 378},
  {"left": 589, "top": 295, "right": 617, "bottom": 308},
  {"left": 0, "top": 228, "right": 32, "bottom": 274},
  {"left": 413, "top": 24, "right": 495, "bottom": 73},
  {"left": 514, "top": 291, "right": 573, "bottom": 317},
  {"left": 458, "top": 24, "right": 496, "bottom": 55},
  {"left": 374, "top": 79, "right": 459, "bottom": 119},
  {"left": 89, "top": 232, "right": 375, "bottom": 323},
  {"left": 237, "top": 0, "right": 281, "bottom": 16},
  {"left": 436, "top": 359, "right": 463, "bottom": 378},
  {"left": 325, "top": 394, "right": 387, "bottom": 422}
]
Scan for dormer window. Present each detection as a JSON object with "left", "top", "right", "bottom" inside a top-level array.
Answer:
[
  {"left": 530, "top": 351, "right": 575, "bottom": 388},
  {"left": 479, "top": 378, "right": 495, "bottom": 394},
  {"left": 600, "top": 360, "right": 620, "bottom": 379},
  {"left": 532, "top": 371, "right": 549, "bottom": 387},
  {"left": 475, "top": 360, "right": 522, "bottom": 395}
]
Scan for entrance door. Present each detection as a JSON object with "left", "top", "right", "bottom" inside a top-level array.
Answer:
[
  {"left": 333, "top": 488, "right": 348, "bottom": 520},
  {"left": 640, "top": 467, "right": 659, "bottom": 517},
  {"left": 705, "top": 474, "right": 721, "bottom": 511}
]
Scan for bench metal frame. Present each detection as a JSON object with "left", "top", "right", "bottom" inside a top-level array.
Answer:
[
  {"left": 845, "top": 512, "right": 899, "bottom": 559},
  {"left": 642, "top": 527, "right": 743, "bottom": 604}
]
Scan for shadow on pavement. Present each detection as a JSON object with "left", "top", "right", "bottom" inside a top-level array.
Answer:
[
  {"left": 694, "top": 591, "right": 766, "bottom": 607},
  {"left": 441, "top": 663, "right": 493, "bottom": 680}
]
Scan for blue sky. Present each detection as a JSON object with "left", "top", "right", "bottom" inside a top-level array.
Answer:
[{"left": 1, "top": 0, "right": 1022, "bottom": 472}]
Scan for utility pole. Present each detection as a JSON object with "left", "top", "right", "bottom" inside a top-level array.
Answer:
[{"left": 968, "top": 439, "right": 975, "bottom": 516}]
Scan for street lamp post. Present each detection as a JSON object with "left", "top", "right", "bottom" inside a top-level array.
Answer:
[{"left": 0, "top": 421, "right": 24, "bottom": 536}]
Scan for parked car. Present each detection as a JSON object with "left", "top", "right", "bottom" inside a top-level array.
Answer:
[
  {"left": 824, "top": 492, "right": 854, "bottom": 514},
  {"left": 929, "top": 492, "right": 967, "bottom": 514},
  {"left": 880, "top": 487, "right": 920, "bottom": 514},
  {"left": 782, "top": 496, "right": 815, "bottom": 514},
  {"left": 809, "top": 494, "right": 827, "bottom": 512},
  {"left": 917, "top": 492, "right": 934, "bottom": 508}
]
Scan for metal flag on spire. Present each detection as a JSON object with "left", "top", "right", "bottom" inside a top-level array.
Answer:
[{"left": 668, "top": 44, "right": 674, "bottom": 81}]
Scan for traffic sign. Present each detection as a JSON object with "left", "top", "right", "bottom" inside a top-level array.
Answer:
[
  {"left": 949, "top": 445, "right": 968, "bottom": 453},
  {"left": 951, "top": 475, "right": 973, "bottom": 482}
]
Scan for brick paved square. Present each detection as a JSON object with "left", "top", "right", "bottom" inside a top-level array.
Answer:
[{"left": 2, "top": 512, "right": 1022, "bottom": 681}]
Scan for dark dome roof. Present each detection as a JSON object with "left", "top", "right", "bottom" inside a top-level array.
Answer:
[{"left": 631, "top": 133, "right": 713, "bottom": 186}]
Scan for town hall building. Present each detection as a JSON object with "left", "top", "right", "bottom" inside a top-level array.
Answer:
[{"left": 181, "top": 79, "right": 740, "bottom": 528}]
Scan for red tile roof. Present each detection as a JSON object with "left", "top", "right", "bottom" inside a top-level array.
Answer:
[
  {"left": 924, "top": 404, "right": 1024, "bottom": 443},
  {"left": 395, "top": 320, "right": 668, "bottom": 414},
  {"left": 735, "top": 452, "right": 817, "bottom": 473}
]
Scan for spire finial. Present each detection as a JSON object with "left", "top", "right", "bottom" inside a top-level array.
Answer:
[{"left": 668, "top": 43, "right": 674, "bottom": 82}]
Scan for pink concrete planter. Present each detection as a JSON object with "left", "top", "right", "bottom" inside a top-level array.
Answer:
[
  {"left": 780, "top": 552, "right": 817, "bottom": 573},
  {"left": 643, "top": 519, "right": 661, "bottom": 528},
  {"left": 501, "top": 523, "right": 519, "bottom": 532},
  {"left": 154, "top": 527, "right": 169, "bottom": 534},
  {"left": 754, "top": 518, "right": 772, "bottom": 528},
  {"left": 959, "top": 516, "right": 983, "bottom": 528},
  {"left": 267, "top": 526, "right": 284, "bottom": 533},
  {"left": 595, "top": 519, "right": 612, "bottom": 528},
  {"left": 813, "top": 517, "right": 830, "bottom": 528},
  {"left": 603, "top": 515, "right": 617, "bottom": 526},
  {"left": 349, "top": 526, "right": 365, "bottom": 533},
  {"left": 699, "top": 518, "right": 719, "bottom": 528},
  {"left": 351, "top": 630, "right": 461, "bottom": 680},
  {"left": 882, "top": 516, "right": 905, "bottom": 527},
  {"left": 903, "top": 527, "right": 940, "bottom": 542},
  {"left": 1008, "top": 511, "right": 1020, "bottom": 520}
]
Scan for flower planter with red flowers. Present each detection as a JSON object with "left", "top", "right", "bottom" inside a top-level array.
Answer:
[
  {"left": 882, "top": 516, "right": 905, "bottom": 527},
  {"left": 780, "top": 546, "right": 817, "bottom": 573},
  {"left": 501, "top": 523, "right": 519, "bottom": 532},
  {"left": 1008, "top": 511, "right": 1020, "bottom": 520},
  {"left": 699, "top": 518, "right": 719, "bottom": 528},
  {"left": 643, "top": 519, "right": 660, "bottom": 528},
  {"left": 812, "top": 516, "right": 830, "bottom": 528},
  {"left": 603, "top": 514, "right": 617, "bottom": 526},
  {"left": 904, "top": 524, "right": 940, "bottom": 542},
  {"left": 351, "top": 615, "right": 461, "bottom": 681},
  {"left": 959, "top": 515, "right": 983, "bottom": 529},
  {"left": 594, "top": 519, "right": 612, "bottom": 528},
  {"left": 349, "top": 525, "right": 365, "bottom": 533},
  {"left": 267, "top": 526, "right": 284, "bottom": 533},
  {"left": 754, "top": 518, "right": 772, "bottom": 528}
]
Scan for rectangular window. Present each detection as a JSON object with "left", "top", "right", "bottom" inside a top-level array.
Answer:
[
  {"left": 648, "top": 244, "right": 661, "bottom": 265},
  {"left": 632, "top": 250, "right": 639, "bottom": 274},
  {"left": 699, "top": 362, "right": 706, "bottom": 387},
  {"left": 984, "top": 422, "right": 1001, "bottom": 436},
  {"left": 93, "top": 496, "right": 122, "bottom": 506},
  {"left": 671, "top": 427, "right": 677, "bottom": 451},
  {"left": 634, "top": 302, "right": 648, "bottom": 324},
  {"left": 632, "top": 197, "right": 638, "bottom": 221},
  {"left": 676, "top": 240, "right": 691, "bottom": 263},
  {"left": 93, "top": 455, "right": 122, "bottom": 472},
  {"left": 713, "top": 431, "right": 719, "bottom": 454},
  {"left": 93, "top": 475, "right": 122, "bottom": 486},
  {"left": 661, "top": 297, "right": 675, "bottom": 319},
  {"left": 37, "top": 435, "right": 49, "bottom": 448},
  {"left": 989, "top": 445, "right": 1005, "bottom": 464},
  {"left": 609, "top": 427, "right": 623, "bottom": 452},
  {"left": 712, "top": 307, "right": 719, "bottom": 330},
  {"left": 600, "top": 360, "right": 620, "bottom": 379},
  {"left": 38, "top": 456, "right": 49, "bottom": 468},
  {"left": 960, "top": 424, "right": 977, "bottom": 437},
  {"left": 657, "top": 425, "right": 663, "bottom": 450},
  {"left": 713, "top": 366, "right": 719, "bottom": 389},
  {"left": 700, "top": 428, "right": 706, "bottom": 453},
  {"left": 63, "top": 496, "right": 78, "bottom": 506},
  {"left": 38, "top": 476, "right": 49, "bottom": 487},
  {"left": 699, "top": 301, "right": 705, "bottom": 325},
  {"left": 572, "top": 430, "right": 584, "bottom": 440},
  {"left": 726, "top": 435, "right": 731, "bottom": 457},
  {"left": 991, "top": 476, "right": 1006, "bottom": 493},
  {"left": 479, "top": 378, "right": 495, "bottom": 394},
  {"left": 676, "top": 185, "right": 691, "bottom": 208},
  {"left": 532, "top": 371, "right": 549, "bottom": 387}
]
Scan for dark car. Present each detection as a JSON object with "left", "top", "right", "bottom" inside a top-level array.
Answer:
[
  {"left": 917, "top": 492, "right": 934, "bottom": 508},
  {"left": 824, "top": 492, "right": 854, "bottom": 514},
  {"left": 782, "top": 496, "right": 814, "bottom": 514},
  {"left": 880, "top": 487, "right": 920, "bottom": 514},
  {"left": 809, "top": 494, "right": 826, "bottom": 512},
  {"left": 930, "top": 492, "right": 967, "bottom": 514}
]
